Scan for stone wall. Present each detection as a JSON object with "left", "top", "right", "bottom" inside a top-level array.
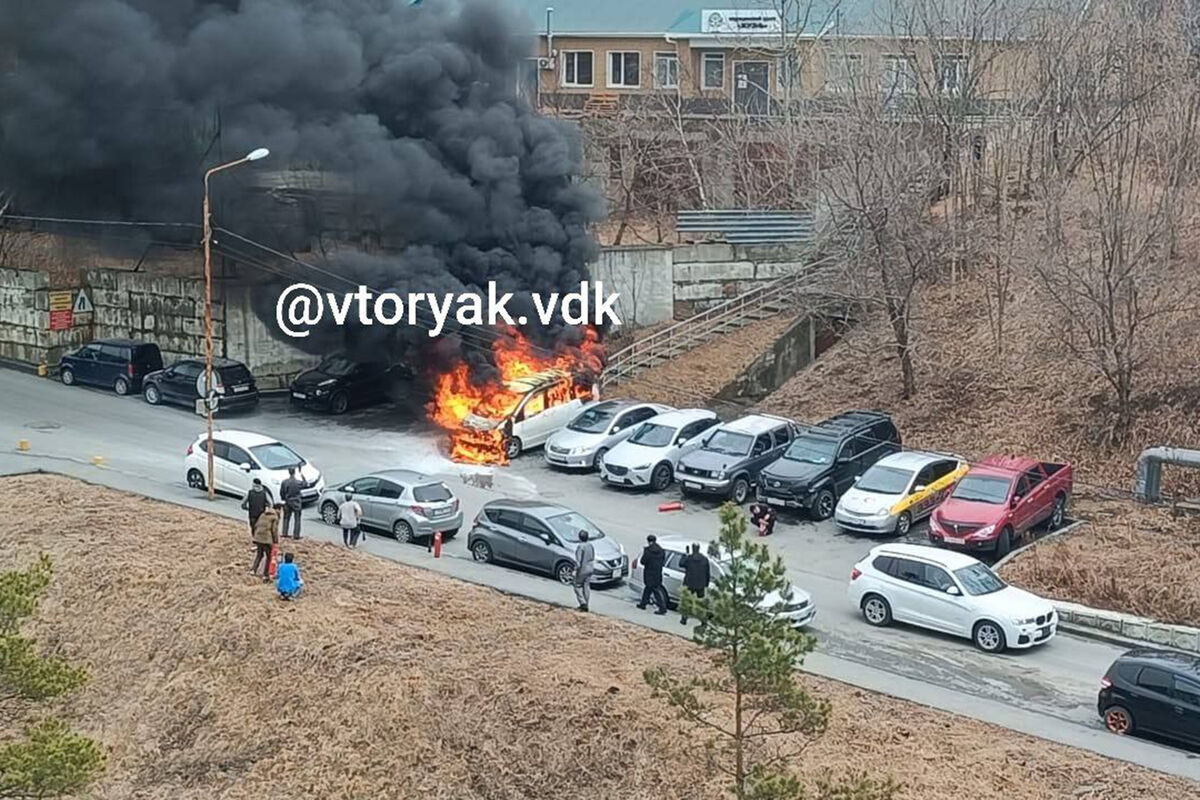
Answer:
[
  {"left": 671, "top": 242, "right": 812, "bottom": 317},
  {"left": 590, "top": 246, "right": 673, "bottom": 328}
]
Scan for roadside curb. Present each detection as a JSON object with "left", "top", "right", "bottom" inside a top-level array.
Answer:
[
  {"left": 992, "top": 519, "right": 1085, "bottom": 570},
  {"left": 1054, "top": 601, "right": 1200, "bottom": 655}
]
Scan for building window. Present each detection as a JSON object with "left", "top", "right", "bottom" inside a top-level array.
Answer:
[
  {"left": 701, "top": 52, "right": 725, "bottom": 90},
  {"left": 826, "top": 53, "right": 863, "bottom": 92},
  {"left": 654, "top": 52, "right": 679, "bottom": 89},
  {"left": 561, "top": 51, "right": 594, "bottom": 87},
  {"left": 608, "top": 51, "right": 641, "bottom": 88},
  {"left": 882, "top": 54, "right": 917, "bottom": 96},
  {"left": 936, "top": 54, "right": 969, "bottom": 94}
]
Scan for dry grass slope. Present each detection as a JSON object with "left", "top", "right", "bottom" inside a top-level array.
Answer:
[{"left": 0, "top": 474, "right": 1195, "bottom": 799}]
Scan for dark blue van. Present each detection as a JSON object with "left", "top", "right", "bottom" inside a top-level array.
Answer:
[{"left": 59, "top": 338, "right": 163, "bottom": 396}]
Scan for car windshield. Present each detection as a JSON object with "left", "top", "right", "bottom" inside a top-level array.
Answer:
[
  {"left": 855, "top": 466, "right": 913, "bottom": 495},
  {"left": 782, "top": 436, "right": 837, "bottom": 464},
  {"left": 628, "top": 423, "right": 673, "bottom": 447},
  {"left": 544, "top": 512, "right": 605, "bottom": 542},
  {"left": 567, "top": 405, "right": 618, "bottom": 433},
  {"left": 702, "top": 430, "right": 753, "bottom": 456},
  {"left": 317, "top": 356, "right": 356, "bottom": 377},
  {"left": 413, "top": 483, "right": 452, "bottom": 503},
  {"left": 250, "top": 443, "right": 304, "bottom": 470},
  {"left": 952, "top": 475, "right": 1011, "bottom": 504},
  {"left": 953, "top": 563, "right": 1006, "bottom": 596}
]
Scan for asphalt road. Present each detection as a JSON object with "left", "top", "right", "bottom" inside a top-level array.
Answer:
[{"left": 2, "top": 367, "right": 1199, "bottom": 780}]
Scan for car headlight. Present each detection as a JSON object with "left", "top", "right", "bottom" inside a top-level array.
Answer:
[
  {"left": 633, "top": 463, "right": 651, "bottom": 470},
  {"left": 571, "top": 446, "right": 590, "bottom": 456},
  {"left": 870, "top": 509, "right": 890, "bottom": 518},
  {"left": 973, "top": 524, "right": 996, "bottom": 538},
  {"left": 1014, "top": 617, "right": 1037, "bottom": 626},
  {"left": 715, "top": 471, "right": 727, "bottom": 480}
]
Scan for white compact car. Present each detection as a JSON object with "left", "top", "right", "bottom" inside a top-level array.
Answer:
[
  {"left": 184, "top": 429, "right": 324, "bottom": 504},
  {"left": 629, "top": 536, "right": 816, "bottom": 627},
  {"left": 847, "top": 543, "right": 1057, "bottom": 653},
  {"left": 834, "top": 451, "right": 967, "bottom": 536},
  {"left": 598, "top": 409, "right": 720, "bottom": 491},
  {"left": 544, "top": 400, "right": 673, "bottom": 469}
]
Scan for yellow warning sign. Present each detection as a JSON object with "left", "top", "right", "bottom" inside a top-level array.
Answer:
[{"left": 49, "top": 291, "right": 73, "bottom": 311}]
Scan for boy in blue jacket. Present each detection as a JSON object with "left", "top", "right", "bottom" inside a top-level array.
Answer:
[{"left": 276, "top": 552, "right": 304, "bottom": 601}]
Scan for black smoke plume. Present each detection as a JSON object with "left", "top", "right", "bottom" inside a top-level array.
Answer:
[{"left": 0, "top": 0, "right": 605, "bottom": 382}]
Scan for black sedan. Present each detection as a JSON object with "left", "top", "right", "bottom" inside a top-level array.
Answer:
[
  {"left": 143, "top": 357, "right": 259, "bottom": 412},
  {"left": 289, "top": 355, "right": 408, "bottom": 415}
]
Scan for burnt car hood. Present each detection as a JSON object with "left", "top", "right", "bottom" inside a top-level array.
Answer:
[{"left": 761, "top": 458, "right": 829, "bottom": 486}]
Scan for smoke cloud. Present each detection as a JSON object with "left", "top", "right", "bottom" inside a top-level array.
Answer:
[{"left": 0, "top": 0, "right": 605, "bottom": 380}]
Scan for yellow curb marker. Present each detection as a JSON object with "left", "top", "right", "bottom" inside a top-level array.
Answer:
[
  {"left": 91, "top": 456, "right": 104, "bottom": 467},
  {"left": 17, "top": 440, "right": 30, "bottom": 452}
]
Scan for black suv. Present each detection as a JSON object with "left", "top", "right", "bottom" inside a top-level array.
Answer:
[
  {"left": 1099, "top": 648, "right": 1200, "bottom": 746},
  {"left": 289, "top": 354, "right": 408, "bottom": 415},
  {"left": 59, "top": 338, "right": 163, "bottom": 396},
  {"left": 143, "top": 357, "right": 259, "bottom": 412},
  {"left": 756, "top": 410, "right": 901, "bottom": 520}
]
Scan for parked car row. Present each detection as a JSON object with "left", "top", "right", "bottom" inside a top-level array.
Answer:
[{"left": 57, "top": 337, "right": 405, "bottom": 417}]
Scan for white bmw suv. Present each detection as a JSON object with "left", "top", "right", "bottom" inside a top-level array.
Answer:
[{"left": 847, "top": 543, "right": 1057, "bottom": 653}]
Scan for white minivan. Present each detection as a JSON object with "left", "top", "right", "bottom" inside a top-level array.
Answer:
[
  {"left": 598, "top": 408, "right": 720, "bottom": 491},
  {"left": 459, "top": 369, "right": 594, "bottom": 460}
]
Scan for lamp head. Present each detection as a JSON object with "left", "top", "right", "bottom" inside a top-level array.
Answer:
[{"left": 246, "top": 147, "right": 270, "bottom": 162}]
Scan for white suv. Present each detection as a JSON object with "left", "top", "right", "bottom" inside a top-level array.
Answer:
[
  {"left": 184, "top": 429, "right": 324, "bottom": 504},
  {"left": 598, "top": 409, "right": 720, "bottom": 491},
  {"left": 847, "top": 543, "right": 1057, "bottom": 653}
]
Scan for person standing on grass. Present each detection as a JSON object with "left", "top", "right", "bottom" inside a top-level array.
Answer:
[
  {"left": 637, "top": 534, "right": 668, "bottom": 615},
  {"left": 573, "top": 529, "right": 596, "bottom": 612},
  {"left": 251, "top": 503, "right": 280, "bottom": 582},
  {"left": 338, "top": 492, "right": 363, "bottom": 548},
  {"left": 679, "top": 543, "right": 711, "bottom": 625},
  {"left": 240, "top": 478, "right": 269, "bottom": 536},
  {"left": 276, "top": 552, "right": 303, "bottom": 600},
  {"left": 279, "top": 467, "right": 306, "bottom": 539}
]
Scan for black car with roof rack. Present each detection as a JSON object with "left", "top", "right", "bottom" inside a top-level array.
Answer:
[
  {"left": 755, "top": 410, "right": 901, "bottom": 520},
  {"left": 1099, "top": 648, "right": 1200, "bottom": 745},
  {"left": 143, "top": 356, "right": 259, "bottom": 412}
]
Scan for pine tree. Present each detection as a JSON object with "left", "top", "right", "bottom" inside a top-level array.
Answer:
[{"left": 645, "top": 504, "right": 899, "bottom": 800}]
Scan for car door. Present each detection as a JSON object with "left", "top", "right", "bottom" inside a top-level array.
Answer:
[
  {"left": 1023, "top": 466, "right": 1054, "bottom": 526},
  {"left": 1010, "top": 474, "right": 1039, "bottom": 533},
  {"left": 1132, "top": 666, "right": 1177, "bottom": 735},
  {"left": 909, "top": 462, "right": 946, "bottom": 521},
  {"left": 172, "top": 362, "right": 203, "bottom": 402},
  {"left": 660, "top": 550, "right": 687, "bottom": 603},
  {"left": 833, "top": 436, "right": 866, "bottom": 496},
  {"left": 370, "top": 479, "right": 405, "bottom": 529},
  {"left": 485, "top": 509, "right": 527, "bottom": 562},
  {"left": 96, "top": 343, "right": 127, "bottom": 388},
  {"left": 208, "top": 440, "right": 234, "bottom": 492},
  {"left": 673, "top": 418, "right": 718, "bottom": 464},
  {"left": 915, "top": 563, "right": 971, "bottom": 635},
  {"left": 223, "top": 442, "right": 255, "bottom": 497},
  {"left": 516, "top": 514, "right": 560, "bottom": 573},
  {"left": 340, "top": 477, "right": 381, "bottom": 527},
  {"left": 609, "top": 406, "right": 657, "bottom": 446},
  {"left": 1170, "top": 673, "right": 1200, "bottom": 744},
  {"left": 513, "top": 390, "right": 549, "bottom": 446},
  {"left": 880, "top": 557, "right": 927, "bottom": 626},
  {"left": 67, "top": 345, "right": 99, "bottom": 384}
]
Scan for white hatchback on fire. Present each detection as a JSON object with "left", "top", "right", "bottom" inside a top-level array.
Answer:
[
  {"left": 847, "top": 543, "right": 1057, "bottom": 653},
  {"left": 184, "top": 429, "right": 324, "bottom": 504}
]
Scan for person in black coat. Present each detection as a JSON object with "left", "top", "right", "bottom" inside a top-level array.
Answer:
[
  {"left": 679, "top": 543, "right": 711, "bottom": 625},
  {"left": 637, "top": 534, "right": 668, "bottom": 614}
]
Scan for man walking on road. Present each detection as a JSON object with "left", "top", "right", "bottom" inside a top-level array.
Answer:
[
  {"left": 573, "top": 529, "right": 595, "bottom": 612},
  {"left": 240, "top": 478, "right": 269, "bottom": 536},
  {"left": 338, "top": 492, "right": 363, "bottom": 548},
  {"left": 679, "top": 543, "right": 711, "bottom": 625},
  {"left": 251, "top": 503, "right": 280, "bottom": 582},
  {"left": 279, "top": 467, "right": 306, "bottom": 539},
  {"left": 637, "top": 534, "right": 668, "bottom": 615}
]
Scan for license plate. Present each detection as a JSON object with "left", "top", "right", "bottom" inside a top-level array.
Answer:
[
  {"left": 233, "top": 384, "right": 249, "bottom": 392},
  {"left": 431, "top": 508, "right": 449, "bottom": 517},
  {"left": 292, "top": 392, "right": 306, "bottom": 399},
  {"left": 766, "top": 498, "right": 785, "bottom": 506},
  {"left": 683, "top": 481, "right": 701, "bottom": 490},
  {"left": 943, "top": 535, "right": 964, "bottom": 544}
]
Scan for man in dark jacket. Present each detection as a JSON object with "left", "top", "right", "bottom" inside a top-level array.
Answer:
[
  {"left": 279, "top": 467, "right": 307, "bottom": 539},
  {"left": 240, "top": 479, "right": 269, "bottom": 536},
  {"left": 637, "top": 534, "right": 668, "bottom": 614},
  {"left": 679, "top": 542, "right": 711, "bottom": 625}
]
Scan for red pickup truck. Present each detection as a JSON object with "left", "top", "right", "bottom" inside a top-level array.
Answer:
[{"left": 928, "top": 456, "right": 1072, "bottom": 557}]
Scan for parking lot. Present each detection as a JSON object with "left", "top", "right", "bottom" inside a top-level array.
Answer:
[{"left": 4, "top": 366, "right": 1198, "bottom": 778}]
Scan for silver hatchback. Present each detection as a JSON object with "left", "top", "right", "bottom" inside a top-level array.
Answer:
[
  {"left": 319, "top": 469, "right": 463, "bottom": 544},
  {"left": 467, "top": 499, "right": 628, "bottom": 585}
]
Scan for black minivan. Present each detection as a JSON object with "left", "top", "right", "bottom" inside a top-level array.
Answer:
[
  {"left": 143, "top": 357, "right": 259, "bottom": 412},
  {"left": 756, "top": 410, "right": 901, "bottom": 521},
  {"left": 1099, "top": 648, "right": 1200, "bottom": 746},
  {"left": 59, "top": 338, "right": 163, "bottom": 396}
]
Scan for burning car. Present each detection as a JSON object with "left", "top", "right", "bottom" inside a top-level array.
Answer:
[{"left": 453, "top": 369, "right": 594, "bottom": 462}]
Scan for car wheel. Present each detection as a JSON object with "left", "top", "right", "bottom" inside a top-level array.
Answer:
[
  {"left": 895, "top": 511, "right": 912, "bottom": 537},
  {"left": 144, "top": 384, "right": 161, "bottom": 405},
  {"left": 114, "top": 376, "right": 130, "bottom": 396},
  {"left": 320, "top": 502, "right": 339, "bottom": 526},
  {"left": 812, "top": 489, "right": 836, "bottom": 521},
  {"left": 471, "top": 540, "right": 493, "bottom": 563},
  {"left": 731, "top": 477, "right": 750, "bottom": 505},
  {"left": 592, "top": 447, "right": 608, "bottom": 470},
  {"left": 555, "top": 560, "right": 576, "bottom": 585},
  {"left": 1048, "top": 495, "right": 1066, "bottom": 530},
  {"left": 61, "top": 367, "right": 75, "bottom": 386},
  {"left": 996, "top": 527, "right": 1013, "bottom": 558},
  {"left": 1104, "top": 705, "right": 1135, "bottom": 735},
  {"left": 651, "top": 462, "right": 673, "bottom": 491},
  {"left": 861, "top": 594, "right": 892, "bottom": 627},
  {"left": 973, "top": 620, "right": 1007, "bottom": 653},
  {"left": 186, "top": 469, "right": 206, "bottom": 492},
  {"left": 505, "top": 436, "right": 523, "bottom": 460},
  {"left": 329, "top": 391, "right": 349, "bottom": 415},
  {"left": 393, "top": 520, "right": 415, "bottom": 544}
]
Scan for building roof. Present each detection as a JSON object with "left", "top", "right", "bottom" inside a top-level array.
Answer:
[{"left": 504, "top": 0, "right": 888, "bottom": 37}]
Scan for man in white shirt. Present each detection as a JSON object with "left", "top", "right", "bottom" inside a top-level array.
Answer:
[{"left": 338, "top": 492, "right": 364, "bottom": 548}]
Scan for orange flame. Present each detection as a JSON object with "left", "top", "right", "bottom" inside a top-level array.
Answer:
[{"left": 429, "top": 327, "right": 604, "bottom": 465}]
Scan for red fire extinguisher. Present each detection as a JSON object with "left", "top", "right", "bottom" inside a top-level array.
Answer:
[{"left": 432, "top": 530, "right": 443, "bottom": 558}]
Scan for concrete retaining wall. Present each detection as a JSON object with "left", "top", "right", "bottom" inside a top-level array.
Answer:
[
  {"left": 590, "top": 246, "right": 673, "bottom": 328},
  {"left": 715, "top": 315, "right": 817, "bottom": 403},
  {"left": 670, "top": 242, "right": 812, "bottom": 317}
]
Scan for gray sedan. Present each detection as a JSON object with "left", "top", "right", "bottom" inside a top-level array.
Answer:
[
  {"left": 544, "top": 400, "right": 672, "bottom": 469},
  {"left": 467, "top": 498, "right": 628, "bottom": 585},
  {"left": 319, "top": 469, "right": 463, "bottom": 544}
]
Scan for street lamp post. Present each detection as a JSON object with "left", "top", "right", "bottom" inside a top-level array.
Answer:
[{"left": 201, "top": 147, "right": 270, "bottom": 499}]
